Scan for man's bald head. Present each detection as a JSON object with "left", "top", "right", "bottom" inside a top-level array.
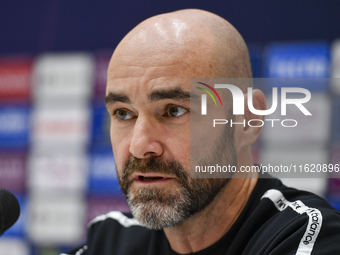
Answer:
[
  {"left": 106, "top": 10, "right": 261, "bottom": 233},
  {"left": 109, "top": 9, "right": 252, "bottom": 82}
]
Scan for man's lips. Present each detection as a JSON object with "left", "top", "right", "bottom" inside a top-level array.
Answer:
[{"left": 132, "top": 173, "right": 175, "bottom": 184}]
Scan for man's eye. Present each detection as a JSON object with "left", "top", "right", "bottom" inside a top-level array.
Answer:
[
  {"left": 114, "top": 109, "right": 134, "bottom": 120},
  {"left": 166, "top": 106, "right": 188, "bottom": 117}
]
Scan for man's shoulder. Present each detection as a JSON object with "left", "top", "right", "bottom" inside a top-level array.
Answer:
[
  {"left": 257, "top": 178, "right": 340, "bottom": 233},
  {"left": 88, "top": 211, "right": 140, "bottom": 230},
  {"left": 62, "top": 212, "right": 154, "bottom": 255},
  {"left": 244, "top": 178, "right": 340, "bottom": 254},
  {"left": 88, "top": 211, "right": 154, "bottom": 240},
  {"left": 254, "top": 176, "right": 339, "bottom": 214},
  {"left": 86, "top": 211, "right": 158, "bottom": 254},
  {"left": 259, "top": 178, "right": 340, "bottom": 216}
]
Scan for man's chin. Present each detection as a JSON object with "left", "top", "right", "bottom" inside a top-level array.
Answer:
[
  {"left": 126, "top": 188, "right": 192, "bottom": 230},
  {"left": 129, "top": 199, "right": 192, "bottom": 230}
]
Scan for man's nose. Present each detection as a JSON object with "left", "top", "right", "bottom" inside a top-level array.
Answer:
[{"left": 129, "top": 116, "right": 163, "bottom": 159}]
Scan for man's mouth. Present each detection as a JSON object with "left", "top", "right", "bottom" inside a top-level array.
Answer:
[{"left": 133, "top": 173, "right": 173, "bottom": 184}]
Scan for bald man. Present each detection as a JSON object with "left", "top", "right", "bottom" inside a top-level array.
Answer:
[{"left": 64, "top": 9, "right": 340, "bottom": 255}]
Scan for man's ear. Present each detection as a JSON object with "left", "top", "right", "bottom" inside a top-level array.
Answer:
[{"left": 234, "top": 89, "right": 267, "bottom": 153}]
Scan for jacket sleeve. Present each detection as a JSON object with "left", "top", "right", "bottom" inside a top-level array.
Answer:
[
  {"left": 267, "top": 211, "right": 340, "bottom": 255},
  {"left": 60, "top": 244, "right": 88, "bottom": 255}
]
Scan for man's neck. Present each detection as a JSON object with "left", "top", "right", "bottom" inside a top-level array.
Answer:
[{"left": 163, "top": 171, "right": 258, "bottom": 254}]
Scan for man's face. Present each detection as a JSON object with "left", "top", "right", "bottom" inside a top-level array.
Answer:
[{"left": 105, "top": 35, "right": 234, "bottom": 229}]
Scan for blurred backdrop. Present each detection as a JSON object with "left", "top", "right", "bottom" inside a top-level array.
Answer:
[{"left": 1, "top": 1, "right": 340, "bottom": 254}]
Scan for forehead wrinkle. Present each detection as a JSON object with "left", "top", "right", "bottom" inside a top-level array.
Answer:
[
  {"left": 148, "top": 87, "right": 191, "bottom": 102},
  {"left": 108, "top": 57, "right": 186, "bottom": 80}
]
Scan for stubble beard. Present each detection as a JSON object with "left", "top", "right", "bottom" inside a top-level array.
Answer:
[
  {"left": 118, "top": 109, "right": 236, "bottom": 230},
  {"left": 118, "top": 146, "right": 236, "bottom": 230}
]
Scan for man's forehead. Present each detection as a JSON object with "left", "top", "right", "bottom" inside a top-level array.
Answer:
[
  {"left": 125, "top": 18, "right": 192, "bottom": 50},
  {"left": 115, "top": 12, "right": 212, "bottom": 53},
  {"left": 106, "top": 56, "right": 195, "bottom": 97},
  {"left": 107, "top": 18, "right": 216, "bottom": 81}
]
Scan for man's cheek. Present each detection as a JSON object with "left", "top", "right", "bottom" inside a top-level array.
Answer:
[
  {"left": 115, "top": 157, "right": 126, "bottom": 177},
  {"left": 111, "top": 140, "right": 129, "bottom": 166}
]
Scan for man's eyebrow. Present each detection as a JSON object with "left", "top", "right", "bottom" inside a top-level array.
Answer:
[
  {"left": 105, "top": 88, "right": 197, "bottom": 106},
  {"left": 104, "top": 92, "right": 131, "bottom": 105},
  {"left": 149, "top": 88, "right": 191, "bottom": 102}
]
